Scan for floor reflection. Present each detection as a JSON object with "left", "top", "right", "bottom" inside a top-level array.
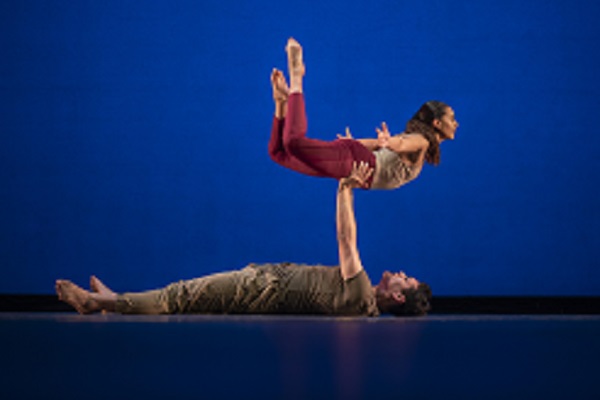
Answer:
[{"left": 0, "top": 314, "right": 599, "bottom": 399}]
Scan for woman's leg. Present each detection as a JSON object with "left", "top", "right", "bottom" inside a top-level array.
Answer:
[
  {"left": 268, "top": 68, "right": 323, "bottom": 176},
  {"left": 281, "top": 39, "right": 375, "bottom": 180},
  {"left": 283, "top": 92, "right": 366, "bottom": 180},
  {"left": 268, "top": 115, "right": 324, "bottom": 176},
  {"left": 269, "top": 38, "right": 376, "bottom": 184}
]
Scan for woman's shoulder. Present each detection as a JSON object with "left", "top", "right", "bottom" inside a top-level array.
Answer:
[
  {"left": 390, "top": 132, "right": 430, "bottom": 152},
  {"left": 398, "top": 131, "right": 428, "bottom": 140}
]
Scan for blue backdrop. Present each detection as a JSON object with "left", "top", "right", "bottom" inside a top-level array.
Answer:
[{"left": 1, "top": 0, "right": 599, "bottom": 295}]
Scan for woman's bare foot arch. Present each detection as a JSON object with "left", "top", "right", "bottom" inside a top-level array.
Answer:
[{"left": 270, "top": 68, "right": 289, "bottom": 102}]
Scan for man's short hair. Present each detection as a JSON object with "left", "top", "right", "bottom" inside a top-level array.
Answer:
[{"left": 387, "top": 282, "right": 432, "bottom": 316}]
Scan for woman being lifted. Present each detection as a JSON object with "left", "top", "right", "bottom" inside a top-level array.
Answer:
[{"left": 268, "top": 37, "right": 459, "bottom": 189}]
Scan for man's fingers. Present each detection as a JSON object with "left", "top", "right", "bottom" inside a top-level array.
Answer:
[
  {"left": 355, "top": 161, "right": 373, "bottom": 179},
  {"left": 344, "top": 162, "right": 373, "bottom": 188}
]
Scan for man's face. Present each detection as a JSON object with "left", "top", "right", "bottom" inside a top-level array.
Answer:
[{"left": 378, "top": 271, "right": 419, "bottom": 293}]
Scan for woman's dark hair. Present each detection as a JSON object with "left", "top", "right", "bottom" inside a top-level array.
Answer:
[
  {"left": 405, "top": 100, "right": 449, "bottom": 166},
  {"left": 381, "top": 282, "right": 432, "bottom": 317}
]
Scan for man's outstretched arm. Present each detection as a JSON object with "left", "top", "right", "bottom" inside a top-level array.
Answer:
[{"left": 337, "top": 162, "right": 373, "bottom": 280}]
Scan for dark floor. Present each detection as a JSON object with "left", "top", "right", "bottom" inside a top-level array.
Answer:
[{"left": 1, "top": 313, "right": 599, "bottom": 399}]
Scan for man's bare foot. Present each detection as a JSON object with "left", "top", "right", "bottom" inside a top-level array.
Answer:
[
  {"left": 270, "top": 68, "right": 289, "bottom": 102},
  {"left": 56, "top": 279, "right": 100, "bottom": 314},
  {"left": 285, "top": 37, "right": 305, "bottom": 94},
  {"left": 90, "top": 275, "right": 115, "bottom": 296}
]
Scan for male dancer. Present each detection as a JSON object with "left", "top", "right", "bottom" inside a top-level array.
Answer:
[{"left": 56, "top": 163, "right": 431, "bottom": 316}]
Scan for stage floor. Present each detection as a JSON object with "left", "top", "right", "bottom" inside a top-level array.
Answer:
[{"left": 1, "top": 313, "right": 599, "bottom": 399}]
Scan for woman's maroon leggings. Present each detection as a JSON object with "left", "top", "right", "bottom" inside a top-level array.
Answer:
[{"left": 268, "top": 93, "right": 376, "bottom": 185}]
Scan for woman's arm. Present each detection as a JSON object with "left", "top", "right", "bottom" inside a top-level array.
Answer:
[
  {"left": 386, "top": 134, "right": 429, "bottom": 154},
  {"left": 337, "top": 123, "right": 428, "bottom": 154},
  {"left": 355, "top": 138, "right": 379, "bottom": 151},
  {"left": 337, "top": 127, "right": 380, "bottom": 151},
  {"left": 376, "top": 122, "right": 429, "bottom": 154}
]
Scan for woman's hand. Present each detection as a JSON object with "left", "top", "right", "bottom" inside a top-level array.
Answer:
[
  {"left": 339, "top": 161, "right": 374, "bottom": 189},
  {"left": 376, "top": 122, "right": 391, "bottom": 148},
  {"left": 337, "top": 127, "right": 354, "bottom": 140}
]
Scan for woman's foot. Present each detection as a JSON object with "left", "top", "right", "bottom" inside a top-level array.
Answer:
[
  {"left": 270, "top": 68, "right": 289, "bottom": 103},
  {"left": 56, "top": 279, "right": 100, "bottom": 314},
  {"left": 285, "top": 37, "right": 305, "bottom": 93},
  {"left": 285, "top": 37, "right": 305, "bottom": 76}
]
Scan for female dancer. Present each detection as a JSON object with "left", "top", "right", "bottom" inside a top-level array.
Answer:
[{"left": 268, "top": 38, "right": 459, "bottom": 189}]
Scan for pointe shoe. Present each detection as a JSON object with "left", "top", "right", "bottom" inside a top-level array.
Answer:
[{"left": 285, "top": 37, "right": 305, "bottom": 77}]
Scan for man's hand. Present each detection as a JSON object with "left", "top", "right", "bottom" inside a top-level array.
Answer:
[
  {"left": 376, "top": 122, "right": 391, "bottom": 148},
  {"left": 339, "top": 161, "right": 374, "bottom": 189}
]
